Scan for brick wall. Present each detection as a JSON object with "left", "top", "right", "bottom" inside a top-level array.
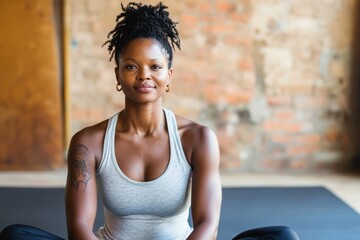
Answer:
[{"left": 69, "top": 0, "right": 355, "bottom": 172}]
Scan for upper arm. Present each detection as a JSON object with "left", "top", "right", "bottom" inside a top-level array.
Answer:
[
  {"left": 190, "top": 126, "right": 222, "bottom": 239},
  {"left": 65, "top": 130, "right": 98, "bottom": 239}
]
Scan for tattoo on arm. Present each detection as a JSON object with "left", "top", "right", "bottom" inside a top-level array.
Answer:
[{"left": 68, "top": 144, "right": 92, "bottom": 192}]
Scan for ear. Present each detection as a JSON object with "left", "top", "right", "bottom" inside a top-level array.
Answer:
[
  {"left": 167, "top": 68, "right": 173, "bottom": 85},
  {"left": 115, "top": 67, "right": 121, "bottom": 84}
]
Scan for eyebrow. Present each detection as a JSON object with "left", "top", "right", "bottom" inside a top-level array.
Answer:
[
  {"left": 122, "top": 58, "right": 136, "bottom": 62},
  {"left": 123, "top": 58, "right": 163, "bottom": 62}
]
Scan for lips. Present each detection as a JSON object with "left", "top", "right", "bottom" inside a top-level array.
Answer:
[
  {"left": 134, "top": 84, "right": 156, "bottom": 92},
  {"left": 136, "top": 84, "right": 155, "bottom": 88}
]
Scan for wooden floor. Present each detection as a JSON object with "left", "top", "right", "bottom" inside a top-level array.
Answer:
[{"left": 1, "top": 169, "right": 359, "bottom": 213}]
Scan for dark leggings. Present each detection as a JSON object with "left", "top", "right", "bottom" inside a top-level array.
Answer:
[
  {"left": 0, "top": 224, "right": 299, "bottom": 240},
  {"left": 232, "top": 226, "right": 300, "bottom": 240},
  {"left": 0, "top": 225, "right": 64, "bottom": 240}
]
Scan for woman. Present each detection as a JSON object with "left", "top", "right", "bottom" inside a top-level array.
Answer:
[
  {"left": 0, "top": 2, "right": 299, "bottom": 240},
  {"left": 66, "top": 2, "right": 221, "bottom": 238},
  {"left": 1, "top": 3, "right": 220, "bottom": 240}
]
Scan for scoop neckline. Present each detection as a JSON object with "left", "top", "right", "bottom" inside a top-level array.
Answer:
[{"left": 110, "top": 109, "right": 173, "bottom": 185}]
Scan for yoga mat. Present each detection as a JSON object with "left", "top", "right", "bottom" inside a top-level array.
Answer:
[
  {"left": 219, "top": 187, "right": 360, "bottom": 240},
  {"left": 0, "top": 187, "right": 359, "bottom": 240}
]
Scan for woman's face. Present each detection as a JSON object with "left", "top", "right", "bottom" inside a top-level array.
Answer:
[{"left": 115, "top": 38, "right": 172, "bottom": 104}]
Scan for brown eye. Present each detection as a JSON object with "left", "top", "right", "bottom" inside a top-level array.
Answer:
[
  {"left": 125, "top": 64, "right": 137, "bottom": 70},
  {"left": 151, "top": 65, "right": 162, "bottom": 70}
]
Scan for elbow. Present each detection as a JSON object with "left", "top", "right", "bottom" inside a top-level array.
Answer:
[
  {"left": 213, "top": 226, "right": 219, "bottom": 240},
  {"left": 67, "top": 222, "right": 96, "bottom": 240},
  {"left": 190, "top": 220, "right": 219, "bottom": 240},
  {"left": 208, "top": 223, "right": 219, "bottom": 240}
]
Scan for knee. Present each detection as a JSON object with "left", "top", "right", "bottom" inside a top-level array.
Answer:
[
  {"left": 232, "top": 225, "right": 300, "bottom": 240},
  {"left": 279, "top": 226, "right": 300, "bottom": 240},
  {"left": 0, "top": 224, "right": 29, "bottom": 239}
]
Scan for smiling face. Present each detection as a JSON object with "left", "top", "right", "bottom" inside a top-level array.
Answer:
[{"left": 115, "top": 38, "right": 173, "bottom": 105}]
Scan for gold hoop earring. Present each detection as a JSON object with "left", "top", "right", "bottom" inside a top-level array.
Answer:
[
  {"left": 116, "top": 83, "right": 122, "bottom": 92},
  {"left": 166, "top": 84, "right": 171, "bottom": 92}
]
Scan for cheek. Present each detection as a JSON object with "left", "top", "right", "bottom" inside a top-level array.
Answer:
[
  {"left": 118, "top": 71, "right": 133, "bottom": 82},
  {"left": 161, "top": 73, "right": 170, "bottom": 81},
  {"left": 159, "top": 71, "right": 171, "bottom": 81}
]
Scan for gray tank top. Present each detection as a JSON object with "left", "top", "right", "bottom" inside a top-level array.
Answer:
[{"left": 95, "top": 109, "right": 192, "bottom": 240}]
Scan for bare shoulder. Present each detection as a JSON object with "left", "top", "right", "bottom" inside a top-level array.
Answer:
[
  {"left": 71, "top": 120, "right": 107, "bottom": 143},
  {"left": 175, "top": 114, "right": 219, "bottom": 166},
  {"left": 68, "top": 119, "right": 109, "bottom": 166},
  {"left": 175, "top": 114, "right": 217, "bottom": 140}
]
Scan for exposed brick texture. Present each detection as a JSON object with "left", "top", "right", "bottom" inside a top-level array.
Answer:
[{"left": 69, "top": 0, "right": 355, "bottom": 172}]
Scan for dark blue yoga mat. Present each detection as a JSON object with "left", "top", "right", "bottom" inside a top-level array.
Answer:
[
  {"left": 218, "top": 187, "right": 360, "bottom": 240},
  {"left": 0, "top": 187, "right": 359, "bottom": 239}
]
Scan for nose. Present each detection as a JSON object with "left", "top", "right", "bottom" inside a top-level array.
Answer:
[{"left": 137, "top": 66, "right": 151, "bottom": 81}]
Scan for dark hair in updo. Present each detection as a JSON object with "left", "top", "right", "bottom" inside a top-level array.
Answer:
[{"left": 103, "top": 2, "right": 181, "bottom": 68}]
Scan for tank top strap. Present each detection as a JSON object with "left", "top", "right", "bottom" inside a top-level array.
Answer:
[
  {"left": 163, "top": 108, "right": 188, "bottom": 165},
  {"left": 97, "top": 112, "right": 119, "bottom": 174}
]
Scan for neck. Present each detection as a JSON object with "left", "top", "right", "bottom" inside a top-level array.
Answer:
[{"left": 118, "top": 100, "right": 165, "bottom": 136}]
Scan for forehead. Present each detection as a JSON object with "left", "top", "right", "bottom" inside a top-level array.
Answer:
[{"left": 121, "top": 38, "right": 168, "bottom": 61}]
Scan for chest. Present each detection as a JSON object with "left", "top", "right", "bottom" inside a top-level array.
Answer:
[{"left": 114, "top": 133, "right": 172, "bottom": 182}]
